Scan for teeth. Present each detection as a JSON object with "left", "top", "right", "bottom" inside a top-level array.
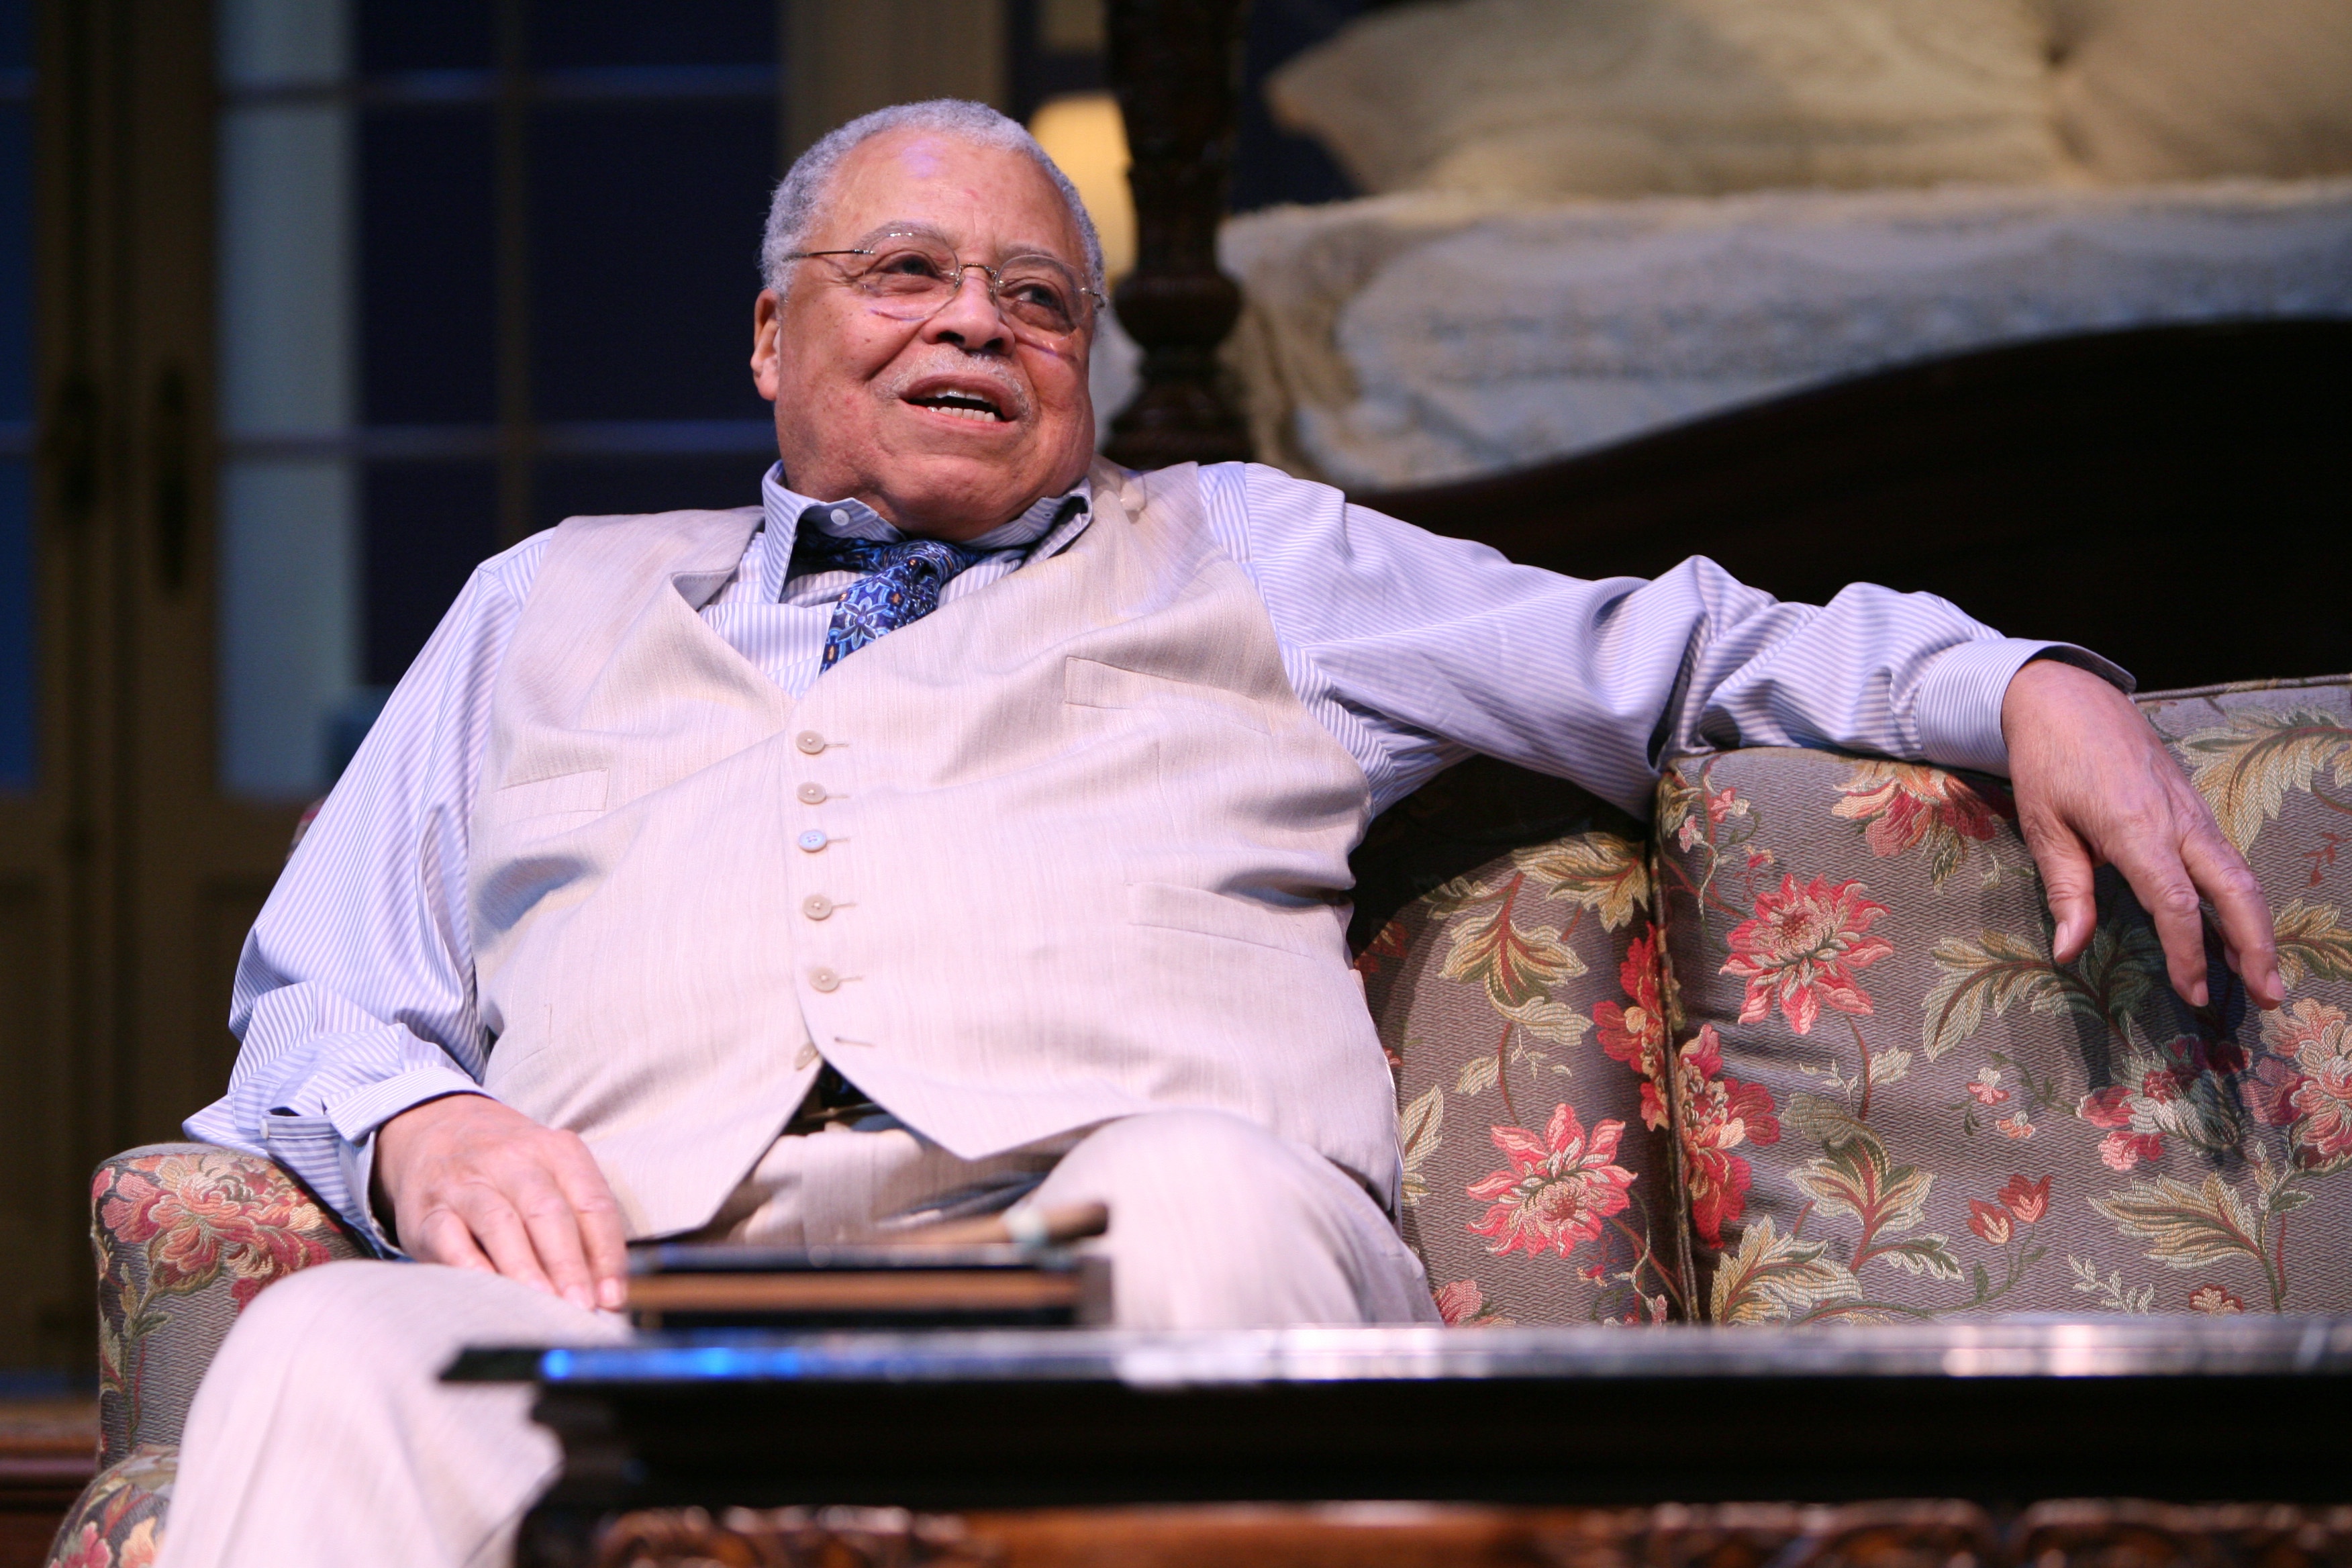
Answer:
[{"left": 914, "top": 395, "right": 1003, "bottom": 422}]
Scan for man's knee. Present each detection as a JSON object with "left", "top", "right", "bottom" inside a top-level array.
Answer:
[
  {"left": 207, "top": 1259, "right": 619, "bottom": 1397},
  {"left": 1038, "top": 1110, "right": 1426, "bottom": 1328}
]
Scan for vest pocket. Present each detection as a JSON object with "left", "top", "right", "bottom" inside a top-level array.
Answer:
[
  {"left": 488, "top": 768, "right": 608, "bottom": 824},
  {"left": 1126, "top": 881, "right": 1331, "bottom": 958},
  {"left": 1063, "top": 656, "right": 1272, "bottom": 735}
]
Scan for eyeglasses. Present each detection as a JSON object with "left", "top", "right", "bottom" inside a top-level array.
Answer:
[{"left": 781, "top": 231, "right": 1105, "bottom": 341}]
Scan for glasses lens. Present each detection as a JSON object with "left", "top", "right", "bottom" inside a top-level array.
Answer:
[
  {"left": 854, "top": 243, "right": 961, "bottom": 306},
  {"left": 993, "top": 258, "right": 1086, "bottom": 335}
]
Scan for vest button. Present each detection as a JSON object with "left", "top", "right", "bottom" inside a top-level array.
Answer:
[
  {"left": 795, "top": 730, "right": 826, "bottom": 754},
  {"left": 809, "top": 967, "right": 842, "bottom": 993},
  {"left": 797, "top": 782, "right": 828, "bottom": 805},
  {"left": 797, "top": 829, "right": 828, "bottom": 852},
  {"left": 801, "top": 894, "right": 834, "bottom": 921},
  {"left": 793, "top": 1042, "right": 820, "bottom": 1069}
]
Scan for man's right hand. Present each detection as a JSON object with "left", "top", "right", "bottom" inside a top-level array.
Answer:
[{"left": 373, "top": 1093, "right": 629, "bottom": 1311}]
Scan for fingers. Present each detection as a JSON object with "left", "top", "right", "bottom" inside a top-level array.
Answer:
[
  {"left": 409, "top": 1204, "right": 496, "bottom": 1276},
  {"left": 511, "top": 1165, "right": 601, "bottom": 1310},
  {"left": 548, "top": 1134, "right": 632, "bottom": 1310},
  {"left": 2104, "top": 828, "right": 2212, "bottom": 1006},
  {"left": 2177, "top": 807, "right": 2284, "bottom": 1011},
  {"left": 2020, "top": 806, "right": 2100, "bottom": 966}
]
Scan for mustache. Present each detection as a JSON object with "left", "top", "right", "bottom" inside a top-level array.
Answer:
[{"left": 880, "top": 354, "right": 1033, "bottom": 422}]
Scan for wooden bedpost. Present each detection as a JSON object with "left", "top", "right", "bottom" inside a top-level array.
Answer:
[{"left": 1104, "top": 0, "right": 1255, "bottom": 470}]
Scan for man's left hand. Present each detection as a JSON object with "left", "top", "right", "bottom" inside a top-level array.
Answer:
[{"left": 2003, "top": 658, "right": 2282, "bottom": 1012}]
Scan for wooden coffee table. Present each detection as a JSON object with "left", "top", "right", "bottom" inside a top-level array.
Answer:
[{"left": 450, "top": 1318, "right": 2352, "bottom": 1566}]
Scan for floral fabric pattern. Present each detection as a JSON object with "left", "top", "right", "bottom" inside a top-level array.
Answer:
[
  {"left": 45, "top": 1444, "right": 174, "bottom": 1568},
  {"left": 1649, "top": 674, "right": 2352, "bottom": 1321},
  {"left": 90, "top": 1144, "right": 362, "bottom": 1467},
  {"left": 1359, "top": 760, "right": 1689, "bottom": 1325}
]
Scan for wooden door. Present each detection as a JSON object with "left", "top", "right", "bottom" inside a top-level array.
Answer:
[{"left": 0, "top": 0, "right": 305, "bottom": 1377}]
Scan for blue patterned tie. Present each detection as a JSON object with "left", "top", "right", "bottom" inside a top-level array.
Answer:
[{"left": 793, "top": 523, "right": 986, "bottom": 671}]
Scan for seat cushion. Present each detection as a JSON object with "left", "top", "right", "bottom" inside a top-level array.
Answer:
[
  {"left": 1355, "top": 757, "right": 1690, "bottom": 1324},
  {"left": 1651, "top": 674, "right": 2352, "bottom": 1321}
]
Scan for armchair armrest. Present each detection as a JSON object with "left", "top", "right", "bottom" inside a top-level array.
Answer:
[{"left": 90, "top": 1144, "right": 363, "bottom": 1467}]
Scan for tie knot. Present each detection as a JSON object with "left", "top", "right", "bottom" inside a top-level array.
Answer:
[
  {"left": 793, "top": 524, "right": 983, "bottom": 583},
  {"left": 795, "top": 516, "right": 993, "bottom": 671}
]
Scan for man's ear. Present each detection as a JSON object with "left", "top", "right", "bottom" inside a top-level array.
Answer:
[{"left": 751, "top": 289, "right": 783, "bottom": 403}]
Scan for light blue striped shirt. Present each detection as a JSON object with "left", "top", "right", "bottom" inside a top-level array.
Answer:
[{"left": 189, "top": 459, "right": 2107, "bottom": 1246}]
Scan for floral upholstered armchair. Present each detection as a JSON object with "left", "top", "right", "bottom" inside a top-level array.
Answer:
[{"left": 49, "top": 671, "right": 2352, "bottom": 1565}]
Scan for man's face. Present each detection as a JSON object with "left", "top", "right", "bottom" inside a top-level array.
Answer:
[{"left": 751, "top": 129, "right": 1097, "bottom": 542}]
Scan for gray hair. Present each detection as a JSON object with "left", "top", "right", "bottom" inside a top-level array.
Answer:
[{"left": 761, "top": 99, "right": 1106, "bottom": 299}]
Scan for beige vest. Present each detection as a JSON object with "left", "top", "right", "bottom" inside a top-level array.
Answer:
[{"left": 468, "top": 460, "right": 1397, "bottom": 1238}]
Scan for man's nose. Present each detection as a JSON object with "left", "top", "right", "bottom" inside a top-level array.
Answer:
[{"left": 920, "top": 267, "right": 1010, "bottom": 351}]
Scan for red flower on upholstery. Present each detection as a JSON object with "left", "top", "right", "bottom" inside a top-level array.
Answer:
[
  {"left": 53, "top": 1522, "right": 113, "bottom": 1568},
  {"left": 2076, "top": 1066, "right": 2198, "bottom": 1171},
  {"left": 1675, "top": 784, "right": 1749, "bottom": 850},
  {"left": 1596, "top": 928, "right": 1669, "bottom": 1126},
  {"left": 99, "top": 1154, "right": 334, "bottom": 1308},
  {"left": 1832, "top": 761, "right": 2004, "bottom": 860},
  {"left": 1466, "top": 1104, "right": 1634, "bottom": 1259},
  {"left": 1965, "top": 1067, "right": 2011, "bottom": 1106},
  {"left": 2188, "top": 1284, "right": 2245, "bottom": 1315},
  {"left": 2249, "top": 1057, "right": 2306, "bottom": 1126},
  {"left": 1721, "top": 875, "right": 1892, "bottom": 1035},
  {"left": 1966, "top": 1199, "right": 2012, "bottom": 1246},
  {"left": 1998, "top": 1173, "right": 2052, "bottom": 1224},
  {"left": 1674, "top": 1024, "right": 1781, "bottom": 1248},
  {"left": 2258, "top": 999, "right": 2352, "bottom": 1165},
  {"left": 1433, "top": 1278, "right": 1512, "bottom": 1326},
  {"left": 2078, "top": 1085, "right": 2133, "bottom": 1128},
  {"left": 1996, "top": 1113, "right": 2036, "bottom": 1140}
]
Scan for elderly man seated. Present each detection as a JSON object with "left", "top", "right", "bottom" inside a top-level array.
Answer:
[{"left": 154, "top": 100, "right": 2278, "bottom": 1568}]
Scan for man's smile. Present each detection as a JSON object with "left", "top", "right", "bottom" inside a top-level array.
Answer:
[{"left": 895, "top": 370, "right": 1024, "bottom": 428}]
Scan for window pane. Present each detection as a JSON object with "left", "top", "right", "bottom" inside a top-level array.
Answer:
[
  {"left": 217, "top": 0, "right": 360, "bottom": 799},
  {"left": 536, "top": 454, "right": 773, "bottom": 535},
  {"left": 0, "top": 0, "right": 27, "bottom": 70},
  {"left": 219, "top": 460, "right": 358, "bottom": 796},
  {"left": 356, "top": 0, "right": 491, "bottom": 73},
  {"left": 530, "top": 101, "right": 776, "bottom": 424},
  {"left": 364, "top": 460, "right": 495, "bottom": 687},
  {"left": 530, "top": 0, "right": 774, "bottom": 68},
  {"left": 360, "top": 107, "right": 495, "bottom": 424}
]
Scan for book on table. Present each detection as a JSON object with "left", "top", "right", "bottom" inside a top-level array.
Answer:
[{"left": 626, "top": 1202, "right": 1112, "bottom": 1330}]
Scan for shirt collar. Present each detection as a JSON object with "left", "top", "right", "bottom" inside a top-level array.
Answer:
[{"left": 756, "top": 462, "right": 1091, "bottom": 605}]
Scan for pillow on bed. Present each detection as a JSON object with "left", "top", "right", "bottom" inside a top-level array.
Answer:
[
  {"left": 1267, "top": 0, "right": 2065, "bottom": 199},
  {"left": 2044, "top": 0, "right": 2352, "bottom": 181}
]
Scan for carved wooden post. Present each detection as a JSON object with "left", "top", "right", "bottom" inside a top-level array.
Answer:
[{"left": 1104, "top": 0, "right": 1254, "bottom": 470}]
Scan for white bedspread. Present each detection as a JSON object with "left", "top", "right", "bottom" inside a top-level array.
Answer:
[{"left": 1220, "top": 178, "right": 2352, "bottom": 491}]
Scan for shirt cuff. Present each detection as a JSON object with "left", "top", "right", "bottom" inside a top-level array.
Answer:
[
  {"left": 1914, "top": 638, "right": 2135, "bottom": 777},
  {"left": 324, "top": 1067, "right": 496, "bottom": 1255},
  {"left": 324, "top": 1064, "right": 495, "bottom": 1144}
]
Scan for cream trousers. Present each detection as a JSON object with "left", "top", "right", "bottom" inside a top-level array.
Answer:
[{"left": 154, "top": 1110, "right": 1437, "bottom": 1568}]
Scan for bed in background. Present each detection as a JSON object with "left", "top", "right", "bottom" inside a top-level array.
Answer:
[{"left": 1101, "top": 0, "right": 2352, "bottom": 691}]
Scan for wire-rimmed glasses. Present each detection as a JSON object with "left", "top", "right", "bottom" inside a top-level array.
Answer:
[{"left": 782, "top": 229, "right": 1105, "bottom": 342}]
